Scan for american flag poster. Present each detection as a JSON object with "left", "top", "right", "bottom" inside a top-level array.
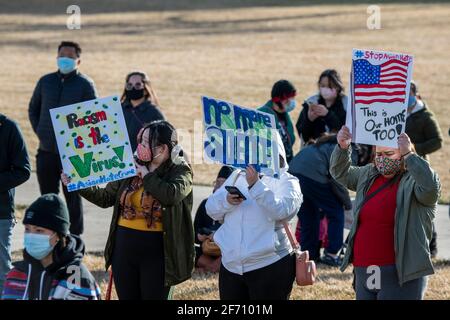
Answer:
[{"left": 345, "top": 49, "right": 414, "bottom": 147}]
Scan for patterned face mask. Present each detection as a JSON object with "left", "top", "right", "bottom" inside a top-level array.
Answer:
[
  {"left": 375, "top": 156, "right": 402, "bottom": 176},
  {"left": 136, "top": 143, "right": 152, "bottom": 162}
]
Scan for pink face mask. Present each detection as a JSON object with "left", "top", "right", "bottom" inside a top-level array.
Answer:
[
  {"left": 320, "top": 87, "right": 337, "bottom": 100},
  {"left": 136, "top": 143, "right": 152, "bottom": 162}
]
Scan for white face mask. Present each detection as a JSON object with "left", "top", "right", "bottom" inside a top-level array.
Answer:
[{"left": 320, "top": 87, "right": 337, "bottom": 100}]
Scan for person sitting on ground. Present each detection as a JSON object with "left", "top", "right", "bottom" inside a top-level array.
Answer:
[{"left": 194, "top": 166, "right": 234, "bottom": 273}]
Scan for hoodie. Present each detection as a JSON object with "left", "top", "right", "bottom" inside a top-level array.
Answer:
[
  {"left": 205, "top": 133, "right": 303, "bottom": 275},
  {"left": 1, "top": 235, "right": 101, "bottom": 300}
]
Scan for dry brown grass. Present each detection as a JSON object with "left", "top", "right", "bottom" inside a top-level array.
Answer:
[
  {"left": 0, "top": 1, "right": 449, "bottom": 201},
  {"left": 9, "top": 250, "right": 450, "bottom": 299},
  {"left": 80, "top": 253, "right": 450, "bottom": 300}
]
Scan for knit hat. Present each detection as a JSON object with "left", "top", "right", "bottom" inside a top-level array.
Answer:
[
  {"left": 217, "top": 166, "right": 234, "bottom": 180},
  {"left": 23, "top": 194, "right": 70, "bottom": 235},
  {"left": 271, "top": 80, "right": 297, "bottom": 103}
]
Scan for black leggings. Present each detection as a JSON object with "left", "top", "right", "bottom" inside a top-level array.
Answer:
[
  {"left": 219, "top": 254, "right": 296, "bottom": 300},
  {"left": 112, "top": 226, "right": 170, "bottom": 300}
]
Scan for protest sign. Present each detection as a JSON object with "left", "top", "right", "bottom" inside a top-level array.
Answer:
[
  {"left": 202, "top": 96, "right": 281, "bottom": 178},
  {"left": 346, "top": 49, "right": 414, "bottom": 147},
  {"left": 50, "top": 95, "right": 136, "bottom": 192}
]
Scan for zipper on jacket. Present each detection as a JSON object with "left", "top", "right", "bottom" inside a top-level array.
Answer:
[
  {"left": 39, "top": 270, "right": 46, "bottom": 300},
  {"left": 22, "top": 264, "right": 32, "bottom": 300}
]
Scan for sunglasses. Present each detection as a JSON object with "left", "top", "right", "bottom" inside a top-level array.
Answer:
[{"left": 125, "top": 82, "right": 144, "bottom": 90}]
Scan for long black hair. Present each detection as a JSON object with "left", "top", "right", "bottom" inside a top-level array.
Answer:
[{"left": 138, "top": 120, "right": 180, "bottom": 160}]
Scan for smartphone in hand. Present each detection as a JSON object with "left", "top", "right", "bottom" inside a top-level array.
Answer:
[{"left": 225, "top": 186, "right": 247, "bottom": 200}]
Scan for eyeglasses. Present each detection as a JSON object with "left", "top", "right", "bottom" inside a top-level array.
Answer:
[{"left": 126, "top": 82, "right": 144, "bottom": 90}]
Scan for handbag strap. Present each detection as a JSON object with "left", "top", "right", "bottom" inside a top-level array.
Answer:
[
  {"left": 283, "top": 222, "right": 300, "bottom": 253},
  {"left": 360, "top": 173, "right": 402, "bottom": 208}
]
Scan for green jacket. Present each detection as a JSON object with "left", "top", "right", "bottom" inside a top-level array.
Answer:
[
  {"left": 405, "top": 104, "right": 443, "bottom": 158},
  {"left": 78, "top": 157, "right": 195, "bottom": 287},
  {"left": 330, "top": 145, "right": 440, "bottom": 285},
  {"left": 258, "top": 101, "right": 296, "bottom": 162}
]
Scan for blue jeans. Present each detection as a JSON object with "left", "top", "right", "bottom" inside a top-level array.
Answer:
[
  {"left": 295, "top": 174, "right": 344, "bottom": 259},
  {"left": 0, "top": 218, "right": 14, "bottom": 294}
]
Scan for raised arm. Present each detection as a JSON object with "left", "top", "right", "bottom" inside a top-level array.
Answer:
[
  {"left": 61, "top": 173, "right": 120, "bottom": 209},
  {"left": 249, "top": 174, "right": 302, "bottom": 222},
  {"left": 330, "top": 126, "right": 366, "bottom": 191},
  {"left": 142, "top": 161, "right": 193, "bottom": 207}
]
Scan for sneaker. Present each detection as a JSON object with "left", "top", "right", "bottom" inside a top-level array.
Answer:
[{"left": 320, "top": 253, "right": 342, "bottom": 267}]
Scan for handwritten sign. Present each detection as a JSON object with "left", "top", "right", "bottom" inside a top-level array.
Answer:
[
  {"left": 202, "top": 96, "right": 280, "bottom": 178},
  {"left": 50, "top": 95, "right": 136, "bottom": 191},
  {"left": 346, "top": 49, "right": 414, "bottom": 147}
]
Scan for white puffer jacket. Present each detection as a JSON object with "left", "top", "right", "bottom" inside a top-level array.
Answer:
[{"left": 205, "top": 135, "right": 302, "bottom": 275}]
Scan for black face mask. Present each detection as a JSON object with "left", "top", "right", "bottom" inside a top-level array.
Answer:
[{"left": 126, "top": 88, "right": 145, "bottom": 101}]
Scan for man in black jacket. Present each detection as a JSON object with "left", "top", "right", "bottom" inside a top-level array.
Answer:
[
  {"left": 28, "top": 41, "right": 98, "bottom": 236},
  {"left": 0, "top": 114, "right": 31, "bottom": 294}
]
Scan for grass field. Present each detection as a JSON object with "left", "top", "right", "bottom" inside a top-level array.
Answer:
[
  {"left": 0, "top": 0, "right": 450, "bottom": 201},
  {"left": 2, "top": 1, "right": 449, "bottom": 300},
  {"left": 0, "top": 0, "right": 449, "bottom": 200},
  {"left": 11, "top": 251, "right": 449, "bottom": 300}
]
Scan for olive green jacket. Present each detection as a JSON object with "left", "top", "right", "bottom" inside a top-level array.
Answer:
[
  {"left": 330, "top": 145, "right": 440, "bottom": 285},
  {"left": 78, "top": 157, "right": 195, "bottom": 287},
  {"left": 405, "top": 104, "right": 443, "bottom": 159}
]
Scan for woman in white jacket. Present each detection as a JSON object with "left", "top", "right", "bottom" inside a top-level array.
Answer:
[{"left": 206, "top": 134, "right": 303, "bottom": 300}]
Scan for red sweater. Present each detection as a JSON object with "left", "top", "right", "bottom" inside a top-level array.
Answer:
[{"left": 353, "top": 175, "right": 400, "bottom": 267}]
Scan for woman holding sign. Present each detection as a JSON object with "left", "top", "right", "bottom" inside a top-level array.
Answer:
[
  {"left": 120, "top": 71, "right": 165, "bottom": 152},
  {"left": 62, "top": 120, "right": 194, "bottom": 300},
  {"left": 205, "top": 133, "right": 303, "bottom": 300},
  {"left": 331, "top": 126, "right": 440, "bottom": 300}
]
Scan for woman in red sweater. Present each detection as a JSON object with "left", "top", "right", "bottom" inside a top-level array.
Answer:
[{"left": 332, "top": 126, "right": 440, "bottom": 300}]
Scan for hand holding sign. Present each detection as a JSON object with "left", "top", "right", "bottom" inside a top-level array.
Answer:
[
  {"left": 246, "top": 165, "right": 259, "bottom": 188},
  {"left": 337, "top": 125, "right": 352, "bottom": 149},
  {"left": 61, "top": 172, "right": 71, "bottom": 186},
  {"left": 398, "top": 133, "right": 412, "bottom": 157}
]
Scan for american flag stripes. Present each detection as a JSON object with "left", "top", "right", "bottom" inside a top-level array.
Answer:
[{"left": 353, "top": 59, "right": 410, "bottom": 105}]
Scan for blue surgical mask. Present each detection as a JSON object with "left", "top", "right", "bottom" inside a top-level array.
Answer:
[
  {"left": 285, "top": 99, "right": 297, "bottom": 112},
  {"left": 24, "top": 233, "right": 56, "bottom": 260},
  {"left": 57, "top": 57, "right": 77, "bottom": 74},
  {"left": 408, "top": 95, "right": 417, "bottom": 108}
]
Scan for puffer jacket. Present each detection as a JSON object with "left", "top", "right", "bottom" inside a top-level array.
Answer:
[
  {"left": 28, "top": 70, "right": 97, "bottom": 153},
  {"left": 205, "top": 134, "right": 302, "bottom": 275}
]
